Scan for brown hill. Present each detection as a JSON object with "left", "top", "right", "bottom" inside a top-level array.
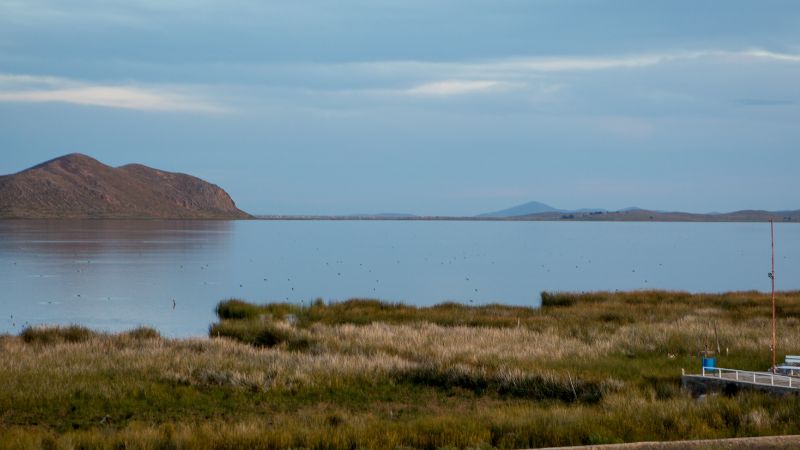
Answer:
[{"left": 0, "top": 153, "right": 251, "bottom": 219}]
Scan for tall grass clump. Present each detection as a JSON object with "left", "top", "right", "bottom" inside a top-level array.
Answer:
[
  {"left": 123, "top": 326, "right": 161, "bottom": 340},
  {"left": 20, "top": 325, "right": 97, "bottom": 345},
  {"left": 215, "top": 299, "right": 263, "bottom": 320},
  {"left": 541, "top": 291, "right": 577, "bottom": 307},
  {"left": 210, "top": 319, "right": 313, "bottom": 351}
]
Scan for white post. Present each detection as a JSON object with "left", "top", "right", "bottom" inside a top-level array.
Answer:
[
  {"left": 702, "top": 366, "right": 705, "bottom": 376},
  {"left": 718, "top": 368, "right": 722, "bottom": 378},
  {"left": 771, "top": 373, "right": 774, "bottom": 385},
  {"left": 736, "top": 371, "right": 739, "bottom": 381}
]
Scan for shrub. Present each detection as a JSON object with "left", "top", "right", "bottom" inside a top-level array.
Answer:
[
  {"left": 215, "top": 299, "right": 262, "bottom": 320},
  {"left": 541, "top": 292, "right": 576, "bottom": 307},
  {"left": 20, "top": 325, "right": 97, "bottom": 345},
  {"left": 210, "top": 320, "right": 312, "bottom": 351},
  {"left": 124, "top": 327, "right": 161, "bottom": 340}
]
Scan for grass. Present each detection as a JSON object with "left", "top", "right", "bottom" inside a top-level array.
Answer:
[
  {"left": 19, "top": 325, "right": 161, "bottom": 345},
  {"left": 2, "top": 290, "right": 800, "bottom": 448}
]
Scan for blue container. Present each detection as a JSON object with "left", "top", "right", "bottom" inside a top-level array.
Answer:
[{"left": 702, "top": 357, "right": 716, "bottom": 369}]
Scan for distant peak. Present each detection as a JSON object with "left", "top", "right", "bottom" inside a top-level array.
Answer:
[
  {"left": 43, "top": 153, "right": 99, "bottom": 165},
  {"left": 479, "top": 200, "right": 561, "bottom": 218},
  {"left": 22, "top": 153, "right": 102, "bottom": 173},
  {"left": 55, "top": 153, "right": 97, "bottom": 163}
]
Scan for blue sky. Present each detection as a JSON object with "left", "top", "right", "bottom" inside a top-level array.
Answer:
[{"left": 1, "top": 0, "right": 799, "bottom": 215}]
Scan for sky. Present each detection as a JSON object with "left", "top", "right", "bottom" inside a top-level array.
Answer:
[{"left": 0, "top": 0, "right": 799, "bottom": 215}]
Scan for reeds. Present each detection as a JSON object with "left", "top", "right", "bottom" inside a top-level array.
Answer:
[{"left": 3, "top": 290, "right": 800, "bottom": 448}]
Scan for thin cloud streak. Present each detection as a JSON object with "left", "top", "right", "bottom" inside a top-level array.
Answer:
[
  {"left": 350, "top": 49, "right": 800, "bottom": 79},
  {"left": 405, "top": 80, "right": 506, "bottom": 96},
  {"left": 738, "top": 49, "right": 800, "bottom": 62},
  {"left": 2, "top": 48, "right": 798, "bottom": 112},
  {"left": 278, "top": 48, "right": 800, "bottom": 103},
  {"left": 0, "top": 73, "right": 227, "bottom": 113}
]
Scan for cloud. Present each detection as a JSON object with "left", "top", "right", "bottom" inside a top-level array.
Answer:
[
  {"left": 404, "top": 80, "right": 507, "bottom": 96},
  {"left": 347, "top": 49, "right": 800, "bottom": 82},
  {"left": 346, "top": 54, "right": 666, "bottom": 80},
  {"left": 0, "top": 73, "right": 68, "bottom": 87},
  {"left": 736, "top": 49, "right": 800, "bottom": 63},
  {"left": 2, "top": 48, "right": 799, "bottom": 113},
  {"left": 308, "top": 48, "right": 800, "bottom": 105},
  {"left": 253, "top": 48, "right": 799, "bottom": 106},
  {"left": 478, "top": 54, "right": 678, "bottom": 73},
  {"left": 0, "top": 74, "right": 226, "bottom": 113},
  {"left": 481, "top": 49, "right": 800, "bottom": 73}
]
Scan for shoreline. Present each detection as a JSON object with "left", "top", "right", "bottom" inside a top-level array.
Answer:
[
  {"left": 253, "top": 215, "right": 797, "bottom": 223},
  {"left": 2, "top": 211, "right": 799, "bottom": 223}
]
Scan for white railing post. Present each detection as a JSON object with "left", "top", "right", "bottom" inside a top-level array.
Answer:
[
  {"left": 702, "top": 366, "right": 705, "bottom": 376},
  {"left": 771, "top": 373, "right": 774, "bottom": 385},
  {"left": 718, "top": 368, "right": 722, "bottom": 378},
  {"left": 736, "top": 371, "right": 739, "bottom": 381}
]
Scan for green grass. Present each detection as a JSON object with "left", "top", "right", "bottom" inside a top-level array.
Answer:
[
  {"left": 19, "top": 324, "right": 161, "bottom": 345},
  {"left": 3, "top": 290, "right": 800, "bottom": 449},
  {"left": 214, "top": 297, "right": 543, "bottom": 328},
  {"left": 19, "top": 324, "right": 97, "bottom": 345}
]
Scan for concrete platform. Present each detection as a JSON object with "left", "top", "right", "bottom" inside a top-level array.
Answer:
[
  {"left": 537, "top": 434, "right": 800, "bottom": 449},
  {"left": 682, "top": 368, "right": 800, "bottom": 397}
]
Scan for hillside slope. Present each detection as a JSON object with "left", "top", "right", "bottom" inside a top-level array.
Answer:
[{"left": 0, "top": 153, "right": 250, "bottom": 219}]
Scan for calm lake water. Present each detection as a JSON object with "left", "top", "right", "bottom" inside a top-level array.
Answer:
[{"left": 1, "top": 220, "right": 798, "bottom": 337}]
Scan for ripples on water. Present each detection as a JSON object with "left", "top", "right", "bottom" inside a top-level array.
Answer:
[{"left": 0, "top": 220, "right": 796, "bottom": 337}]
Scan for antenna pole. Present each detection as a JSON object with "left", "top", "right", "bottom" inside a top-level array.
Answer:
[{"left": 771, "top": 219, "right": 776, "bottom": 373}]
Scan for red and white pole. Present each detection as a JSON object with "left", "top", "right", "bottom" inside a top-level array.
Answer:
[{"left": 771, "top": 219, "right": 776, "bottom": 373}]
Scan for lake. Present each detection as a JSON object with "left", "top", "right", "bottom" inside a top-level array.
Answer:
[{"left": 0, "top": 220, "right": 797, "bottom": 337}]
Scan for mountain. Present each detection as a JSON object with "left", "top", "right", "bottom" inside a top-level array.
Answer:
[
  {"left": 0, "top": 153, "right": 251, "bottom": 219},
  {"left": 484, "top": 208, "right": 800, "bottom": 223},
  {"left": 348, "top": 213, "right": 418, "bottom": 218},
  {"left": 479, "top": 201, "right": 562, "bottom": 217},
  {"left": 479, "top": 200, "right": 617, "bottom": 217},
  {"left": 478, "top": 201, "right": 798, "bottom": 222}
]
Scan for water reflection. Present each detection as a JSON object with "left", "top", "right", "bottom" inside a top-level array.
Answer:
[
  {"left": 0, "top": 220, "right": 233, "bottom": 337},
  {"left": 0, "top": 220, "right": 232, "bottom": 257}
]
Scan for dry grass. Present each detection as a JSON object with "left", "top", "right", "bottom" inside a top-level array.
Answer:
[{"left": 3, "top": 290, "right": 800, "bottom": 448}]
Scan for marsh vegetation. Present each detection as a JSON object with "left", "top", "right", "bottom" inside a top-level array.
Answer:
[{"left": 2, "top": 291, "right": 800, "bottom": 449}]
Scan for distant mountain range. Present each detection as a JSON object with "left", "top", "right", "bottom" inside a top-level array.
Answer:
[
  {"left": 477, "top": 201, "right": 799, "bottom": 222},
  {"left": 479, "top": 201, "right": 561, "bottom": 217},
  {"left": 479, "top": 200, "right": 652, "bottom": 217},
  {"left": 0, "top": 153, "right": 251, "bottom": 219},
  {"left": 348, "top": 213, "right": 418, "bottom": 219}
]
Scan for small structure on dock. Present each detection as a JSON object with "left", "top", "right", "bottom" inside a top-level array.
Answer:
[{"left": 775, "top": 355, "right": 800, "bottom": 378}]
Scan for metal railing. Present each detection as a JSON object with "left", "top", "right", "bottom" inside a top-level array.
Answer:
[{"left": 698, "top": 366, "right": 797, "bottom": 388}]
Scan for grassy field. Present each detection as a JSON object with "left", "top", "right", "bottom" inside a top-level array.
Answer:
[{"left": 2, "top": 291, "right": 800, "bottom": 449}]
